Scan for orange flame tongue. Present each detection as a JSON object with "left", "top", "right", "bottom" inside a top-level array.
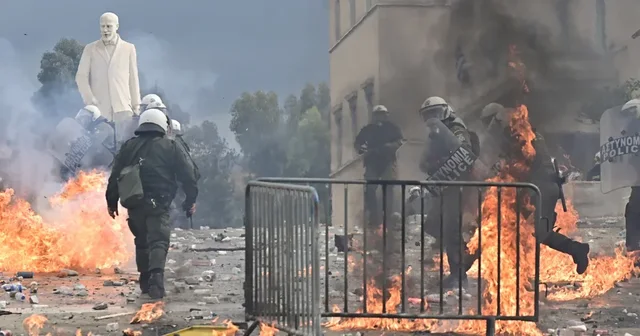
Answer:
[
  {"left": 0, "top": 170, "right": 133, "bottom": 272},
  {"left": 23, "top": 314, "right": 47, "bottom": 336},
  {"left": 130, "top": 301, "right": 165, "bottom": 324}
]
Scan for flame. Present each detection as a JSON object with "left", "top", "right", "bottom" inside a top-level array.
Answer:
[
  {"left": 130, "top": 301, "right": 165, "bottom": 324},
  {"left": 325, "top": 266, "right": 438, "bottom": 332},
  {"left": 123, "top": 329, "right": 142, "bottom": 336},
  {"left": 324, "top": 44, "right": 637, "bottom": 335},
  {"left": 0, "top": 170, "right": 133, "bottom": 272},
  {"left": 211, "top": 320, "right": 239, "bottom": 336},
  {"left": 259, "top": 322, "right": 279, "bottom": 336},
  {"left": 23, "top": 314, "right": 47, "bottom": 336}
]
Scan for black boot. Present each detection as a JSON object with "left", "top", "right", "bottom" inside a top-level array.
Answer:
[
  {"left": 148, "top": 271, "right": 165, "bottom": 300},
  {"left": 543, "top": 232, "right": 590, "bottom": 275},
  {"left": 569, "top": 242, "right": 590, "bottom": 275},
  {"left": 139, "top": 272, "right": 150, "bottom": 294}
]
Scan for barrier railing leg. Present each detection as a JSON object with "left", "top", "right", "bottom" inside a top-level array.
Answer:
[
  {"left": 243, "top": 321, "right": 259, "bottom": 336},
  {"left": 485, "top": 318, "right": 496, "bottom": 336}
]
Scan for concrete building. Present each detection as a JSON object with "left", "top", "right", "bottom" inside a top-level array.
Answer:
[{"left": 328, "top": 0, "right": 640, "bottom": 227}]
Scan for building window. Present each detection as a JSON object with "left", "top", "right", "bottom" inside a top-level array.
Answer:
[
  {"left": 334, "top": 109, "right": 343, "bottom": 166},
  {"left": 348, "top": 94, "right": 358, "bottom": 141},
  {"left": 366, "top": 0, "right": 372, "bottom": 11},
  {"left": 335, "top": 0, "right": 341, "bottom": 41},
  {"left": 363, "top": 82, "right": 374, "bottom": 121},
  {"left": 349, "top": 0, "right": 356, "bottom": 26},
  {"left": 595, "top": 0, "right": 606, "bottom": 51}
]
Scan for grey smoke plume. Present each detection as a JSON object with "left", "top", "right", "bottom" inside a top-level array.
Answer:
[
  {"left": 0, "top": 37, "right": 65, "bottom": 204},
  {"left": 126, "top": 32, "right": 236, "bottom": 147},
  {"left": 439, "top": 0, "right": 613, "bottom": 169}
]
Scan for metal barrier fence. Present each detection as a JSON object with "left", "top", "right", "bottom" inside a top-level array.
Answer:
[
  {"left": 251, "top": 178, "right": 542, "bottom": 336},
  {"left": 244, "top": 181, "right": 321, "bottom": 335}
]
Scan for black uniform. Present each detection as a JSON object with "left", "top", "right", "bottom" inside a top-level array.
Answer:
[
  {"left": 626, "top": 187, "right": 640, "bottom": 253},
  {"left": 419, "top": 117, "right": 474, "bottom": 289},
  {"left": 170, "top": 134, "right": 201, "bottom": 229},
  {"left": 106, "top": 124, "right": 198, "bottom": 298},
  {"left": 354, "top": 121, "right": 403, "bottom": 225},
  {"left": 520, "top": 133, "right": 589, "bottom": 274}
]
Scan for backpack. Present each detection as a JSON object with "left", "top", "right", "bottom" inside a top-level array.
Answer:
[
  {"left": 469, "top": 130, "right": 481, "bottom": 157},
  {"left": 117, "top": 138, "right": 153, "bottom": 209}
]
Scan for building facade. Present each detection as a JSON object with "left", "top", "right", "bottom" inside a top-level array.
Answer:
[{"left": 329, "top": 0, "right": 640, "bottom": 227}]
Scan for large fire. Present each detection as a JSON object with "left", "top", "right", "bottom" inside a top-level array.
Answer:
[
  {"left": 0, "top": 170, "right": 133, "bottom": 272},
  {"left": 324, "top": 44, "right": 638, "bottom": 335}
]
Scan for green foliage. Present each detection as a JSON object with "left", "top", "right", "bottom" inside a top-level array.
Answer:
[
  {"left": 33, "top": 38, "right": 85, "bottom": 119},
  {"left": 183, "top": 121, "right": 241, "bottom": 228},
  {"left": 37, "top": 38, "right": 85, "bottom": 86},
  {"left": 583, "top": 78, "right": 640, "bottom": 122},
  {"left": 229, "top": 91, "right": 286, "bottom": 177}
]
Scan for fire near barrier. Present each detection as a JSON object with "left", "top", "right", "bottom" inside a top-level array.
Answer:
[
  {"left": 245, "top": 178, "right": 543, "bottom": 336},
  {"left": 244, "top": 181, "right": 322, "bottom": 336}
]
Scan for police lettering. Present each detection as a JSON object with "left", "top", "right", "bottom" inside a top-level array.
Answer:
[
  {"left": 600, "top": 135, "right": 640, "bottom": 161},
  {"left": 428, "top": 146, "right": 476, "bottom": 182},
  {"left": 64, "top": 135, "right": 93, "bottom": 171}
]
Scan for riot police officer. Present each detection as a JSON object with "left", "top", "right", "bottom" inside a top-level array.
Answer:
[
  {"left": 354, "top": 105, "right": 403, "bottom": 225},
  {"left": 418, "top": 96, "right": 476, "bottom": 289},
  {"left": 106, "top": 108, "right": 199, "bottom": 299},
  {"left": 482, "top": 103, "right": 590, "bottom": 274}
]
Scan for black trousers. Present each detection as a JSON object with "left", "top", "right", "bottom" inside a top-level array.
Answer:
[{"left": 626, "top": 187, "right": 640, "bottom": 252}]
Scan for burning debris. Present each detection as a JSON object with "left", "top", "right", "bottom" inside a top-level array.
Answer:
[
  {"left": 259, "top": 322, "right": 279, "bottom": 336},
  {"left": 130, "top": 301, "right": 165, "bottom": 324},
  {"left": 0, "top": 170, "right": 133, "bottom": 272},
  {"left": 23, "top": 314, "right": 47, "bottom": 336}
]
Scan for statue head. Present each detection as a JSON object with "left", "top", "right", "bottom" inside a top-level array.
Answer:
[{"left": 100, "top": 12, "right": 119, "bottom": 43}]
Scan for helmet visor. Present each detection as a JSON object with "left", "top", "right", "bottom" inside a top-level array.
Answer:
[{"left": 421, "top": 105, "right": 447, "bottom": 121}]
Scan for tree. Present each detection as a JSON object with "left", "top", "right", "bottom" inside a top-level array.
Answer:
[
  {"left": 582, "top": 78, "right": 640, "bottom": 122},
  {"left": 183, "top": 120, "right": 240, "bottom": 227},
  {"left": 32, "top": 38, "right": 85, "bottom": 120},
  {"left": 229, "top": 91, "right": 286, "bottom": 177}
]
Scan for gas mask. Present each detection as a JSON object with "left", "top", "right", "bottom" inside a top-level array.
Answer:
[
  {"left": 372, "top": 111, "right": 388, "bottom": 124},
  {"left": 420, "top": 104, "right": 448, "bottom": 122},
  {"left": 100, "top": 12, "right": 119, "bottom": 43}
]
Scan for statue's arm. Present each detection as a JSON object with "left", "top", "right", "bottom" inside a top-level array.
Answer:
[
  {"left": 76, "top": 44, "right": 96, "bottom": 105},
  {"left": 129, "top": 45, "right": 141, "bottom": 113}
]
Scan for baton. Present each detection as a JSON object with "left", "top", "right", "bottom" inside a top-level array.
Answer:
[{"left": 551, "top": 158, "right": 567, "bottom": 212}]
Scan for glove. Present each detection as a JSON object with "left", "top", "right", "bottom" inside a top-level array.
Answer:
[
  {"left": 183, "top": 202, "right": 196, "bottom": 218},
  {"left": 108, "top": 207, "right": 118, "bottom": 219}
]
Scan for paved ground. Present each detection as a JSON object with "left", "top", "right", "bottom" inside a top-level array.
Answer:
[{"left": 1, "top": 218, "right": 640, "bottom": 336}]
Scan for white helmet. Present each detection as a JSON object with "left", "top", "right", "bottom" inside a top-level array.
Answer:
[
  {"left": 621, "top": 99, "right": 640, "bottom": 118},
  {"left": 75, "top": 105, "right": 101, "bottom": 129},
  {"left": 481, "top": 103, "right": 507, "bottom": 127},
  {"left": 147, "top": 100, "right": 167, "bottom": 110},
  {"left": 136, "top": 108, "right": 168, "bottom": 134},
  {"left": 419, "top": 96, "right": 452, "bottom": 121},
  {"left": 141, "top": 94, "right": 163, "bottom": 108},
  {"left": 594, "top": 151, "right": 601, "bottom": 164},
  {"left": 372, "top": 105, "right": 388, "bottom": 113},
  {"left": 76, "top": 105, "right": 101, "bottom": 120},
  {"left": 171, "top": 120, "right": 182, "bottom": 133}
]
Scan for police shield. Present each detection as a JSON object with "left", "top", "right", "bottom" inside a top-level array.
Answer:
[
  {"left": 422, "top": 118, "right": 481, "bottom": 196},
  {"left": 80, "top": 121, "right": 117, "bottom": 169},
  {"left": 473, "top": 119, "right": 511, "bottom": 179},
  {"left": 599, "top": 106, "right": 640, "bottom": 193},
  {"left": 46, "top": 117, "right": 94, "bottom": 173}
]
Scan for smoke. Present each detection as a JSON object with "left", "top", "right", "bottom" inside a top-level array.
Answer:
[
  {"left": 126, "top": 32, "right": 237, "bottom": 146},
  {"left": 439, "top": 0, "right": 613, "bottom": 169},
  {"left": 0, "top": 37, "right": 66, "bottom": 205}
]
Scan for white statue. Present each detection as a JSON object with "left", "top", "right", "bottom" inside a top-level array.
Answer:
[{"left": 76, "top": 12, "right": 141, "bottom": 142}]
